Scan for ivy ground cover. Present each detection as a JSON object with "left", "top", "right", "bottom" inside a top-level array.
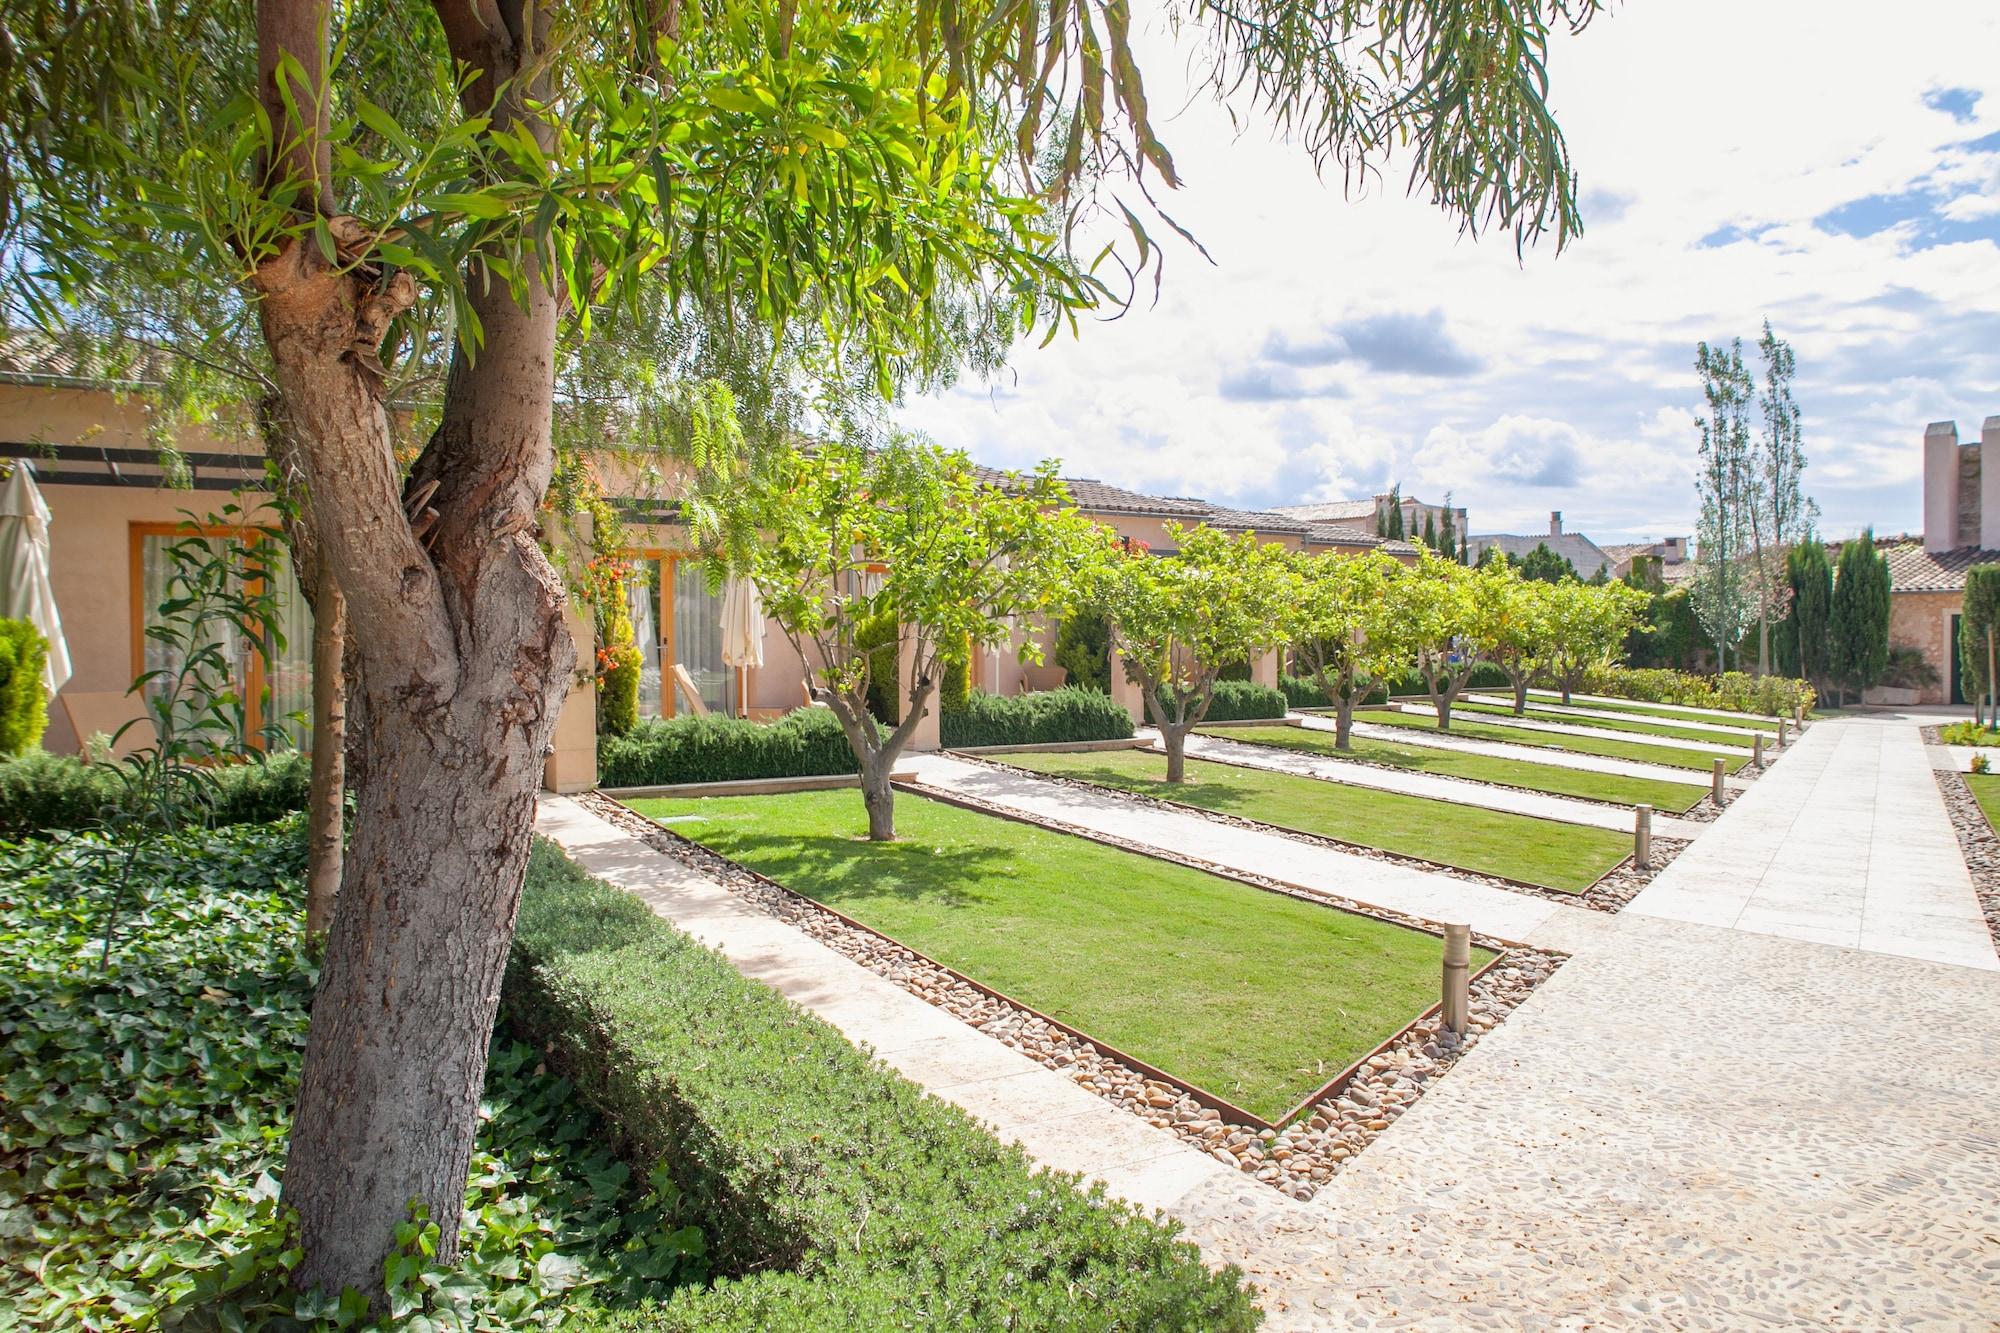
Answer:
[
  {"left": 0, "top": 819, "right": 703, "bottom": 1330},
  {"left": 625, "top": 790, "right": 1479, "bottom": 1120},
  {"left": 1199, "top": 724, "right": 1707, "bottom": 814},
  {"left": 997, "top": 748, "right": 1628, "bottom": 892},
  {"left": 1355, "top": 708, "right": 1751, "bottom": 774}
]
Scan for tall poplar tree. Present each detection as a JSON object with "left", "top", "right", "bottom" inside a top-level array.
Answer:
[
  {"left": 1691, "top": 338, "right": 1755, "bottom": 670},
  {"left": 1748, "top": 320, "right": 1817, "bottom": 675}
]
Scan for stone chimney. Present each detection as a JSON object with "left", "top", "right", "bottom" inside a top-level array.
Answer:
[
  {"left": 1985, "top": 417, "right": 2000, "bottom": 551},
  {"left": 1549, "top": 511, "right": 1563, "bottom": 537},
  {"left": 1924, "top": 421, "right": 1960, "bottom": 553}
]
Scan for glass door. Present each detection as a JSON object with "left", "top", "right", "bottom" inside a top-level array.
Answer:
[
  {"left": 671, "top": 559, "right": 733, "bottom": 716},
  {"left": 628, "top": 559, "right": 664, "bottom": 720}
]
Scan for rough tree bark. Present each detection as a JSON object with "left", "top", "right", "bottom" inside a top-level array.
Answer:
[
  {"left": 1510, "top": 672, "right": 1529, "bottom": 715},
  {"left": 264, "top": 394, "right": 347, "bottom": 936},
  {"left": 822, "top": 652, "right": 934, "bottom": 842},
  {"left": 253, "top": 0, "right": 574, "bottom": 1299}
]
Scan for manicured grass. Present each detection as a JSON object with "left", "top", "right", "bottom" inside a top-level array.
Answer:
[
  {"left": 1965, "top": 772, "right": 2000, "bottom": 834},
  {"left": 1355, "top": 708, "right": 1750, "bottom": 773},
  {"left": 1455, "top": 698, "right": 1759, "bottom": 746},
  {"left": 1523, "top": 689, "right": 1780, "bottom": 730},
  {"left": 1000, "top": 748, "right": 1627, "bottom": 892},
  {"left": 627, "top": 789, "right": 1482, "bottom": 1120},
  {"left": 1199, "top": 724, "right": 1708, "bottom": 814}
]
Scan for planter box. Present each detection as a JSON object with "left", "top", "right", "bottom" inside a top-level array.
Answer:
[{"left": 1862, "top": 685, "right": 1920, "bottom": 707}]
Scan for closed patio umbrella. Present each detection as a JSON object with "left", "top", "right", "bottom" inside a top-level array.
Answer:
[
  {"left": 721, "top": 575, "right": 763, "bottom": 716},
  {"left": 0, "top": 464, "right": 71, "bottom": 695}
]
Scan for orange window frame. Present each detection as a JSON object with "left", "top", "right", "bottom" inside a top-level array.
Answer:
[{"left": 129, "top": 520, "right": 287, "bottom": 749}]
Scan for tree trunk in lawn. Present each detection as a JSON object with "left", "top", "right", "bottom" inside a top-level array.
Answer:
[
  {"left": 1334, "top": 696, "right": 1354, "bottom": 749},
  {"left": 1162, "top": 724, "right": 1189, "bottom": 782},
  {"left": 859, "top": 752, "right": 898, "bottom": 841},
  {"left": 1560, "top": 675, "right": 1574, "bottom": 705}
]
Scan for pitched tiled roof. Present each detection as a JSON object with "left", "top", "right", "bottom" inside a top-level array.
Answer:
[
  {"left": 1883, "top": 542, "right": 2000, "bottom": 593},
  {"left": 1470, "top": 532, "right": 1611, "bottom": 577},
  {"left": 1171, "top": 501, "right": 1311, "bottom": 535},
  {"left": 1304, "top": 520, "right": 1386, "bottom": 548}
]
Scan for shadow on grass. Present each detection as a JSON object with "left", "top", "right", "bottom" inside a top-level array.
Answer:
[{"left": 681, "top": 825, "right": 1020, "bottom": 913}]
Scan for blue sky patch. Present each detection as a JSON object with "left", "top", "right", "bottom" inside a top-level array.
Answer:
[
  {"left": 1815, "top": 189, "right": 2000, "bottom": 249},
  {"left": 1924, "top": 87, "right": 1982, "bottom": 123}
]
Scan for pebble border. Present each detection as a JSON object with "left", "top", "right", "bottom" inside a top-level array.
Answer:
[
  {"left": 956, "top": 751, "right": 1687, "bottom": 914},
  {"left": 1921, "top": 728, "right": 2000, "bottom": 952},
  {"left": 580, "top": 790, "right": 1566, "bottom": 1203}
]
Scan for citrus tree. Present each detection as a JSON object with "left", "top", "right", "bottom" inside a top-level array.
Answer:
[
  {"left": 1099, "top": 524, "right": 1292, "bottom": 782},
  {"left": 688, "top": 436, "right": 1105, "bottom": 839},
  {"left": 1402, "top": 551, "right": 1492, "bottom": 730},
  {"left": 1544, "top": 579, "right": 1648, "bottom": 703},
  {"left": 5, "top": 0, "right": 1604, "bottom": 1300},
  {"left": 1287, "top": 549, "right": 1410, "bottom": 749},
  {"left": 1485, "top": 566, "right": 1556, "bottom": 714}
]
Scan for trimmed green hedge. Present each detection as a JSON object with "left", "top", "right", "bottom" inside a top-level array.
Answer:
[
  {"left": 1580, "top": 665, "right": 1815, "bottom": 717},
  {"left": 598, "top": 708, "right": 868, "bottom": 789},
  {"left": 1201, "top": 680, "right": 1288, "bottom": 722},
  {"left": 940, "top": 687, "right": 1135, "bottom": 749},
  {"left": 0, "top": 748, "right": 311, "bottom": 840},
  {"left": 508, "top": 842, "right": 1261, "bottom": 1331}
]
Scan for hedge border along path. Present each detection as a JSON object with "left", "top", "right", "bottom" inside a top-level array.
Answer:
[
  {"left": 580, "top": 792, "right": 1565, "bottom": 1208},
  {"left": 620, "top": 787, "right": 1472, "bottom": 1122},
  {"left": 990, "top": 746, "right": 1630, "bottom": 894},
  {"left": 1525, "top": 688, "right": 1784, "bottom": 729},
  {"left": 1354, "top": 707, "right": 1753, "bottom": 775},
  {"left": 510, "top": 832, "right": 1263, "bottom": 1331},
  {"left": 1197, "top": 722, "right": 1711, "bottom": 817}
]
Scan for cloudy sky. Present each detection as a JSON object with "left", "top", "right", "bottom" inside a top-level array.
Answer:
[{"left": 902, "top": 0, "right": 2000, "bottom": 545}]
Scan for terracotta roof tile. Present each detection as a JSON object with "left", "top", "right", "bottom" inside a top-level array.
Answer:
[{"left": 1883, "top": 542, "right": 2000, "bottom": 593}]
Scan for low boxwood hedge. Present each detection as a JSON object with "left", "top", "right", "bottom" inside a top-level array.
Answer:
[
  {"left": 508, "top": 843, "right": 1261, "bottom": 1331},
  {"left": 598, "top": 707, "right": 866, "bottom": 788},
  {"left": 1200, "top": 680, "right": 1288, "bottom": 722},
  {"left": 940, "top": 686, "right": 1135, "bottom": 749},
  {"left": 0, "top": 747, "right": 311, "bottom": 839}
]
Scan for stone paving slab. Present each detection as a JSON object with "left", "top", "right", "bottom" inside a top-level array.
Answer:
[
  {"left": 533, "top": 796, "right": 1247, "bottom": 1205},
  {"left": 1460, "top": 691, "right": 1776, "bottom": 739},
  {"left": 1331, "top": 715, "right": 1755, "bottom": 791},
  {"left": 902, "top": 752, "right": 1587, "bottom": 946},
  {"left": 1630, "top": 718, "right": 1998, "bottom": 970},
  {"left": 1174, "top": 729, "right": 1708, "bottom": 840},
  {"left": 1394, "top": 700, "right": 1755, "bottom": 755}
]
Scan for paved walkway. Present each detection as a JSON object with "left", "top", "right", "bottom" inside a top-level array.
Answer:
[
  {"left": 1630, "top": 714, "right": 1998, "bottom": 970},
  {"left": 1394, "top": 700, "right": 1754, "bottom": 755},
  {"left": 1178, "top": 730, "right": 1708, "bottom": 840},
  {"left": 903, "top": 752, "right": 1586, "bottom": 946},
  {"left": 1333, "top": 715, "right": 1754, "bottom": 791},
  {"left": 1460, "top": 691, "right": 1775, "bottom": 739}
]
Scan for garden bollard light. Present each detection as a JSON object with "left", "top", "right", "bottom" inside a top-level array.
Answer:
[
  {"left": 1441, "top": 923, "right": 1471, "bottom": 1037},
  {"left": 1777, "top": 716, "right": 1787, "bottom": 747},
  {"left": 1712, "top": 757, "right": 1727, "bottom": 806},
  {"left": 1634, "top": 804, "right": 1653, "bottom": 870},
  {"left": 1754, "top": 733, "right": 1765, "bottom": 769}
]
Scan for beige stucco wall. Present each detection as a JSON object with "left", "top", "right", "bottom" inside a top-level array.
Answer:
[{"left": 1887, "top": 589, "right": 1962, "bottom": 705}]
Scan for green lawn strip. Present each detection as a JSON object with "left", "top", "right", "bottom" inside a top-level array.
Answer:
[
  {"left": 626, "top": 790, "right": 1481, "bottom": 1121},
  {"left": 1355, "top": 708, "right": 1750, "bottom": 774},
  {"left": 1964, "top": 772, "right": 2000, "bottom": 835},
  {"left": 1197, "top": 724, "right": 1708, "bottom": 814},
  {"left": 1455, "top": 698, "right": 1760, "bottom": 747},
  {"left": 999, "top": 748, "right": 1625, "bottom": 893},
  {"left": 1522, "top": 689, "right": 1780, "bottom": 730}
]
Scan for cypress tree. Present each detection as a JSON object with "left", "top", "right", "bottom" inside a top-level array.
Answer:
[
  {"left": 1386, "top": 487, "right": 1405, "bottom": 539},
  {"left": 1960, "top": 565, "right": 2000, "bottom": 724},
  {"left": 1439, "top": 496, "right": 1457, "bottom": 558},
  {"left": 1828, "top": 531, "right": 1890, "bottom": 705},
  {"left": 1422, "top": 512, "right": 1437, "bottom": 549},
  {"left": 1781, "top": 540, "right": 1831, "bottom": 688}
]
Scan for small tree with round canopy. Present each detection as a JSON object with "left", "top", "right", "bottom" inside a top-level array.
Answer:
[{"left": 1287, "top": 549, "right": 1409, "bottom": 748}]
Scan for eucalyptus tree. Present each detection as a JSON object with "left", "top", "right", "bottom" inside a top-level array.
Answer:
[
  {"left": 1099, "top": 523, "right": 1293, "bottom": 781},
  {"left": 685, "top": 436, "right": 1103, "bottom": 840},
  {"left": 1288, "top": 548, "right": 1408, "bottom": 748},
  {"left": 5, "top": 0, "right": 1606, "bottom": 1301}
]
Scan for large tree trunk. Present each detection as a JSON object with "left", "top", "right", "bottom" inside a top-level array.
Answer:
[
  {"left": 1334, "top": 696, "right": 1354, "bottom": 750},
  {"left": 859, "top": 754, "right": 898, "bottom": 841},
  {"left": 1162, "top": 724, "right": 1189, "bottom": 782},
  {"left": 1512, "top": 674, "right": 1528, "bottom": 714},
  {"left": 253, "top": 0, "right": 573, "bottom": 1299}
]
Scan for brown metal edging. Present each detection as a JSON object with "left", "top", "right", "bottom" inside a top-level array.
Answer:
[{"left": 603, "top": 793, "right": 1278, "bottom": 1130}]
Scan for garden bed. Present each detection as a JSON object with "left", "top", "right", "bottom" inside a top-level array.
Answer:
[
  {"left": 1355, "top": 707, "right": 1754, "bottom": 775},
  {"left": 1452, "top": 698, "right": 1769, "bottom": 747},
  {"left": 591, "top": 792, "right": 1563, "bottom": 1202},
  {"left": 1922, "top": 728, "right": 2000, "bottom": 953},
  {"left": 990, "top": 746, "right": 1634, "bottom": 894},
  {"left": 1195, "top": 722, "right": 1711, "bottom": 816}
]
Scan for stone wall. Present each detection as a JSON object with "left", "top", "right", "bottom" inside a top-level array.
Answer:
[{"left": 1887, "top": 589, "right": 1962, "bottom": 705}]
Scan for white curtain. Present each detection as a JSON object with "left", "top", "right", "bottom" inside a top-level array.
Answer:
[
  {"left": 627, "top": 562, "right": 663, "bottom": 719},
  {"left": 0, "top": 466, "right": 71, "bottom": 694}
]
